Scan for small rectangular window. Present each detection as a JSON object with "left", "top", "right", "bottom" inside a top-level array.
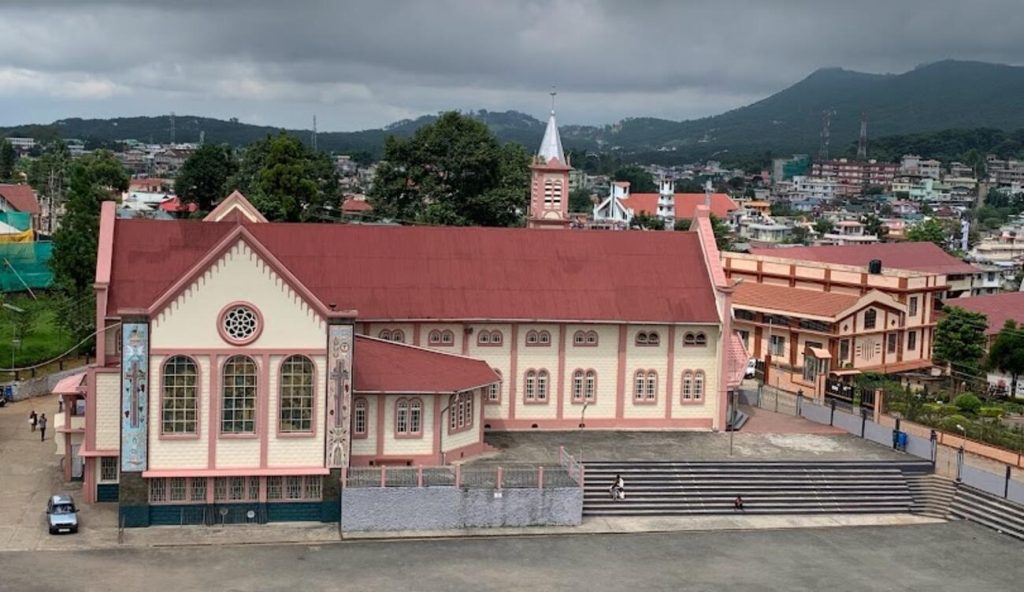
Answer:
[
  {"left": 769, "top": 335, "right": 785, "bottom": 356},
  {"left": 190, "top": 478, "right": 207, "bottom": 502},
  {"left": 100, "top": 457, "right": 119, "bottom": 482},
  {"left": 887, "top": 333, "right": 898, "bottom": 354},
  {"left": 908, "top": 296, "right": 918, "bottom": 317},
  {"left": 907, "top": 331, "right": 917, "bottom": 352}
]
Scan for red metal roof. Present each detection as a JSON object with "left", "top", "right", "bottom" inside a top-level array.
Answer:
[
  {"left": 353, "top": 335, "right": 498, "bottom": 393},
  {"left": 624, "top": 193, "right": 737, "bottom": 220},
  {"left": 0, "top": 184, "right": 40, "bottom": 215},
  {"left": 946, "top": 292, "right": 1024, "bottom": 336},
  {"left": 749, "top": 242, "right": 979, "bottom": 276},
  {"left": 341, "top": 198, "right": 372, "bottom": 213},
  {"left": 107, "top": 219, "right": 720, "bottom": 323},
  {"left": 157, "top": 197, "right": 198, "bottom": 213}
]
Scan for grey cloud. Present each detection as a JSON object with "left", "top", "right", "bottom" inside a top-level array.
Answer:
[{"left": 1, "top": 0, "right": 1024, "bottom": 129}]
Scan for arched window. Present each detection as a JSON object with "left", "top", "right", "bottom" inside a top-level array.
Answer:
[
  {"left": 161, "top": 355, "right": 198, "bottom": 435},
  {"left": 487, "top": 369, "right": 502, "bottom": 403},
  {"left": 693, "top": 371, "right": 705, "bottom": 401},
  {"left": 647, "top": 332, "right": 660, "bottom": 346},
  {"left": 636, "top": 332, "right": 649, "bottom": 345},
  {"left": 573, "top": 331, "right": 586, "bottom": 346},
  {"left": 536, "top": 370, "right": 549, "bottom": 401},
  {"left": 681, "top": 370, "right": 694, "bottom": 402},
  {"left": 636, "top": 331, "right": 660, "bottom": 346},
  {"left": 684, "top": 332, "right": 696, "bottom": 346},
  {"left": 378, "top": 329, "right": 392, "bottom": 341},
  {"left": 449, "top": 392, "right": 473, "bottom": 433},
  {"left": 440, "top": 330, "right": 454, "bottom": 345},
  {"left": 221, "top": 355, "right": 257, "bottom": 434},
  {"left": 634, "top": 370, "right": 646, "bottom": 401},
  {"left": 694, "top": 332, "right": 707, "bottom": 347},
  {"left": 428, "top": 330, "right": 441, "bottom": 344},
  {"left": 526, "top": 330, "right": 551, "bottom": 346},
  {"left": 479, "top": 331, "right": 491, "bottom": 345},
  {"left": 864, "top": 309, "right": 877, "bottom": 330},
  {"left": 395, "top": 398, "right": 423, "bottom": 436},
  {"left": 524, "top": 370, "right": 537, "bottom": 401},
  {"left": 390, "top": 330, "right": 405, "bottom": 343},
  {"left": 353, "top": 397, "right": 368, "bottom": 437},
  {"left": 279, "top": 355, "right": 314, "bottom": 433},
  {"left": 538, "top": 330, "right": 551, "bottom": 345},
  {"left": 526, "top": 330, "right": 539, "bottom": 345},
  {"left": 586, "top": 331, "right": 598, "bottom": 345},
  {"left": 583, "top": 370, "right": 597, "bottom": 403},
  {"left": 572, "top": 369, "right": 584, "bottom": 402},
  {"left": 646, "top": 371, "right": 657, "bottom": 400},
  {"left": 490, "top": 330, "right": 502, "bottom": 345}
]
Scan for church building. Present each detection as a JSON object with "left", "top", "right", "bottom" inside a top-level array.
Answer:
[{"left": 74, "top": 109, "right": 745, "bottom": 526}]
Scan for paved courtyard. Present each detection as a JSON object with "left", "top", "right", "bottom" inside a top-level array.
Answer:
[{"left": 1, "top": 522, "right": 1020, "bottom": 592}]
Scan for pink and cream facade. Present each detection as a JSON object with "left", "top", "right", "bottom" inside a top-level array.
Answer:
[{"left": 79, "top": 186, "right": 740, "bottom": 525}]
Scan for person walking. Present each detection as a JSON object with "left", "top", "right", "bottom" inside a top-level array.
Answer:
[
  {"left": 29, "top": 409, "right": 37, "bottom": 432},
  {"left": 38, "top": 413, "right": 47, "bottom": 441}
]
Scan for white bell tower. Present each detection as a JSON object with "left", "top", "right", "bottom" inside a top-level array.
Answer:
[{"left": 656, "top": 177, "right": 675, "bottom": 230}]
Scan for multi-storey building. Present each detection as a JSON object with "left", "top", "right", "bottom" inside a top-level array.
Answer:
[{"left": 810, "top": 158, "right": 898, "bottom": 193}]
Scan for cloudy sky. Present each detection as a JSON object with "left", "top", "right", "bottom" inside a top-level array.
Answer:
[{"left": 1, "top": 0, "right": 1023, "bottom": 131}]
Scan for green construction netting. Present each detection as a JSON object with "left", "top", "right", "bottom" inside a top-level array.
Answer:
[
  {"left": 0, "top": 212, "right": 32, "bottom": 232},
  {"left": 0, "top": 242, "right": 53, "bottom": 291}
]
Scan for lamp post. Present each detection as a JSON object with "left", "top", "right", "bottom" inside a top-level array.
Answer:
[
  {"left": 579, "top": 402, "right": 589, "bottom": 463},
  {"left": 955, "top": 423, "right": 966, "bottom": 482}
]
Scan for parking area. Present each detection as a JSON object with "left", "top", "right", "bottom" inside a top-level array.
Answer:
[{"left": 0, "top": 393, "right": 117, "bottom": 551}]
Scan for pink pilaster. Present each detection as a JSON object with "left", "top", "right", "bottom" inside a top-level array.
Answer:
[
  {"left": 207, "top": 354, "right": 219, "bottom": 469},
  {"left": 509, "top": 325, "right": 519, "bottom": 420},
  {"left": 665, "top": 326, "right": 676, "bottom": 419},
  {"left": 615, "top": 325, "right": 627, "bottom": 419},
  {"left": 556, "top": 323, "right": 566, "bottom": 420},
  {"left": 258, "top": 354, "right": 270, "bottom": 468}
]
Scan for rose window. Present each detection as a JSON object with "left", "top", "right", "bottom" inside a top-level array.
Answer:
[{"left": 220, "top": 304, "right": 261, "bottom": 344}]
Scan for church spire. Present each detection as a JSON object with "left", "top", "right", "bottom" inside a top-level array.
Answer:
[{"left": 537, "top": 89, "right": 565, "bottom": 164}]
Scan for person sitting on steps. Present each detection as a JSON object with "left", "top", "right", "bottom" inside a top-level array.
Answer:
[
  {"left": 609, "top": 474, "right": 625, "bottom": 501},
  {"left": 734, "top": 495, "right": 745, "bottom": 511}
]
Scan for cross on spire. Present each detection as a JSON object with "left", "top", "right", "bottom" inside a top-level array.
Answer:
[{"left": 549, "top": 87, "right": 557, "bottom": 114}]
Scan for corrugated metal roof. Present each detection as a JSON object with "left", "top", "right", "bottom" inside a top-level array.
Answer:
[
  {"left": 108, "top": 219, "right": 720, "bottom": 323},
  {"left": 0, "top": 184, "right": 40, "bottom": 215},
  {"left": 749, "top": 242, "right": 979, "bottom": 276},
  {"left": 947, "top": 292, "right": 1024, "bottom": 336},
  {"left": 733, "top": 282, "right": 858, "bottom": 318},
  {"left": 353, "top": 335, "right": 498, "bottom": 393}
]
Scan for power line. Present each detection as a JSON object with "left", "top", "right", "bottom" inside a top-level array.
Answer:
[{"left": 0, "top": 322, "right": 120, "bottom": 372}]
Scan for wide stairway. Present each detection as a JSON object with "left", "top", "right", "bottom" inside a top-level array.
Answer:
[
  {"left": 583, "top": 460, "right": 931, "bottom": 516},
  {"left": 906, "top": 474, "right": 957, "bottom": 518},
  {"left": 950, "top": 484, "right": 1024, "bottom": 541}
]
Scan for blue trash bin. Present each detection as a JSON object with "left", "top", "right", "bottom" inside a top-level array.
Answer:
[{"left": 897, "top": 431, "right": 908, "bottom": 452}]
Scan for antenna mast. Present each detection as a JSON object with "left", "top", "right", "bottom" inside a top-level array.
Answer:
[
  {"left": 857, "top": 113, "right": 868, "bottom": 160},
  {"left": 311, "top": 115, "right": 318, "bottom": 151}
]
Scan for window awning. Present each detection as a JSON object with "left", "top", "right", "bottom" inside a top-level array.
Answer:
[{"left": 804, "top": 346, "right": 832, "bottom": 359}]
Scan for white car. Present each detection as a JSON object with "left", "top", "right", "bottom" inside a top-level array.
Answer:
[{"left": 744, "top": 359, "right": 757, "bottom": 379}]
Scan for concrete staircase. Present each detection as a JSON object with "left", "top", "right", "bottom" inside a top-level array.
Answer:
[
  {"left": 583, "top": 460, "right": 931, "bottom": 517},
  {"left": 906, "top": 474, "right": 957, "bottom": 518},
  {"left": 950, "top": 485, "right": 1024, "bottom": 541}
]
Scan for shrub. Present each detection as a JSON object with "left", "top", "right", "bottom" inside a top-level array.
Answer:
[
  {"left": 941, "top": 415, "right": 970, "bottom": 433},
  {"left": 978, "top": 406, "right": 1005, "bottom": 418},
  {"left": 954, "top": 394, "right": 982, "bottom": 414}
]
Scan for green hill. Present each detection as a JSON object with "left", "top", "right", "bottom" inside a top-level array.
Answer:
[{"left": 4, "top": 60, "right": 1024, "bottom": 162}]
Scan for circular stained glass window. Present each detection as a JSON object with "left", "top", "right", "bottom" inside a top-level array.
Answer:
[{"left": 220, "top": 304, "right": 261, "bottom": 344}]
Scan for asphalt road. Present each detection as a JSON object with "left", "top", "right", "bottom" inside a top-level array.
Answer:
[{"left": 2, "top": 522, "right": 1020, "bottom": 592}]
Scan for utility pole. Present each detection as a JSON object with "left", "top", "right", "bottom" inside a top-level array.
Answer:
[{"left": 818, "top": 109, "right": 834, "bottom": 161}]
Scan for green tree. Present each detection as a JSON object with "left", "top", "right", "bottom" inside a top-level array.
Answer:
[
  {"left": 860, "top": 213, "right": 888, "bottom": 239},
  {"left": 612, "top": 165, "right": 656, "bottom": 193},
  {"left": 710, "top": 214, "right": 734, "bottom": 251},
  {"left": 770, "top": 202, "right": 798, "bottom": 217},
  {"left": 569, "top": 187, "right": 592, "bottom": 213},
  {"left": 813, "top": 219, "right": 835, "bottom": 235},
  {"left": 932, "top": 306, "right": 988, "bottom": 376},
  {"left": 786, "top": 226, "right": 811, "bottom": 245},
  {"left": 987, "top": 320, "right": 1024, "bottom": 396},
  {"left": 369, "top": 112, "right": 528, "bottom": 226},
  {"left": 231, "top": 133, "right": 338, "bottom": 222},
  {"left": 175, "top": 144, "right": 238, "bottom": 212},
  {"left": 629, "top": 212, "right": 662, "bottom": 230},
  {"left": 674, "top": 178, "right": 704, "bottom": 193},
  {"left": 0, "top": 139, "right": 16, "bottom": 181},
  {"left": 50, "top": 151, "right": 128, "bottom": 340},
  {"left": 906, "top": 218, "right": 950, "bottom": 250}
]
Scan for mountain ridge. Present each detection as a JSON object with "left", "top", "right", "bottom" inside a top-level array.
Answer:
[{"left": 4, "top": 60, "right": 1024, "bottom": 162}]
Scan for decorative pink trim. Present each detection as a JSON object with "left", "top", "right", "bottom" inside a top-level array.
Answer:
[
  {"left": 95, "top": 201, "right": 115, "bottom": 285},
  {"left": 484, "top": 369, "right": 502, "bottom": 405},
  {"left": 208, "top": 354, "right": 218, "bottom": 469},
  {"left": 157, "top": 354, "right": 202, "bottom": 441},
  {"left": 665, "top": 326, "right": 676, "bottom": 419},
  {"left": 509, "top": 325, "right": 519, "bottom": 420},
  {"left": 412, "top": 323, "right": 421, "bottom": 347},
  {"left": 350, "top": 440, "right": 494, "bottom": 467},
  {"left": 476, "top": 330, "right": 504, "bottom": 347},
  {"left": 524, "top": 329, "right": 552, "bottom": 347},
  {"left": 718, "top": 290, "right": 733, "bottom": 431},
  {"left": 85, "top": 367, "right": 98, "bottom": 451},
  {"left": 259, "top": 353, "right": 270, "bottom": 466},
  {"left": 431, "top": 396, "right": 442, "bottom": 454},
  {"left": 426, "top": 329, "right": 456, "bottom": 347},
  {"left": 142, "top": 466, "right": 329, "bottom": 478},
  {"left": 447, "top": 393, "right": 474, "bottom": 434},
  {"left": 556, "top": 323, "right": 566, "bottom": 419},
  {"left": 203, "top": 190, "right": 269, "bottom": 223},
  {"left": 394, "top": 397, "right": 425, "bottom": 439},
  {"left": 634, "top": 330, "right": 662, "bottom": 347},
  {"left": 375, "top": 395, "right": 386, "bottom": 455},
  {"left": 274, "top": 354, "right": 318, "bottom": 439},
  {"left": 616, "top": 326, "right": 626, "bottom": 418},
  {"left": 487, "top": 417, "right": 714, "bottom": 431},
  {"left": 151, "top": 348, "right": 326, "bottom": 356},
  {"left": 352, "top": 397, "right": 369, "bottom": 439},
  {"left": 217, "top": 301, "right": 264, "bottom": 346},
  {"left": 82, "top": 458, "right": 95, "bottom": 503}
]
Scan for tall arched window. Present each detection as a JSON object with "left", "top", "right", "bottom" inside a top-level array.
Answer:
[
  {"left": 573, "top": 369, "right": 596, "bottom": 403},
  {"left": 864, "top": 309, "right": 877, "bottom": 330},
  {"left": 634, "top": 370, "right": 656, "bottom": 402},
  {"left": 693, "top": 371, "right": 705, "bottom": 401},
  {"left": 572, "top": 369, "right": 584, "bottom": 402},
  {"left": 449, "top": 392, "right": 473, "bottom": 433},
  {"left": 634, "top": 370, "right": 646, "bottom": 401},
  {"left": 162, "top": 355, "right": 198, "bottom": 435},
  {"left": 353, "top": 397, "right": 368, "bottom": 437},
  {"left": 646, "top": 371, "right": 657, "bottom": 400},
  {"left": 524, "top": 370, "right": 537, "bottom": 401},
  {"left": 279, "top": 355, "right": 314, "bottom": 433},
  {"left": 395, "top": 398, "right": 422, "bottom": 436},
  {"left": 681, "top": 370, "right": 694, "bottom": 402},
  {"left": 487, "top": 369, "right": 502, "bottom": 403},
  {"left": 222, "top": 355, "right": 257, "bottom": 434},
  {"left": 536, "top": 369, "right": 549, "bottom": 401}
]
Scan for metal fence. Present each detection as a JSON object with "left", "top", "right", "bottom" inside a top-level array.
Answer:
[
  {"left": 341, "top": 464, "right": 574, "bottom": 489},
  {"left": 558, "top": 446, "right": 584, "bottom": 487}
]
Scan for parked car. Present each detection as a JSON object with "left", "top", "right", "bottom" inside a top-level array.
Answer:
[
  {"left": 46, "top": 494, "right": 79, "bottom": 534},
  {"left": 744, "top": 359, "right": 757, "bottom": 379}
]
